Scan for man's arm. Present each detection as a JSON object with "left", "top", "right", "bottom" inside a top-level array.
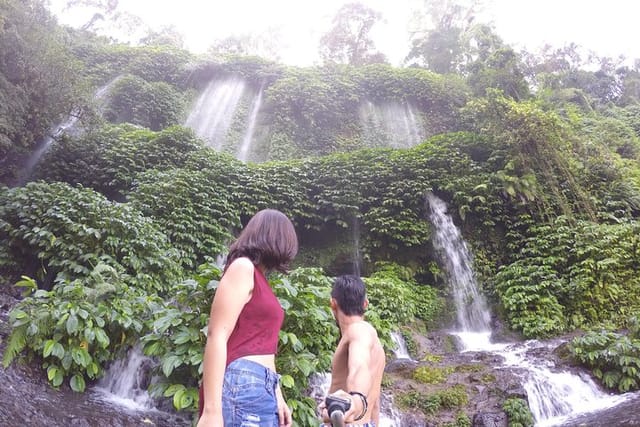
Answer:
[
  {"left": 343, "top": 324, "right": 374, "bottom": 421},
  {"left": 346, "top": 325, "right": 373, "bottom": 393}
]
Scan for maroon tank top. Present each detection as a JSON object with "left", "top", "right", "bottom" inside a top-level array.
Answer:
[{"left": 225, "top": 267, "right": 284, "bottom": 365}]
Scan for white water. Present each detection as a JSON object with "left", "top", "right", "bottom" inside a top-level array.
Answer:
[
  {"left": 236, "top": 87, "right": 263, "bottom": 162},
  {"left": 21, "top": 112, "right": 81, "bottom": 182},
  {"left": 359, "top": 100, "right": 425, "bottom": 149},
  {"left": 20, "top": 75, "right": 123, "bottom": 183},
  {"left": 390, "top": 331, "right": 411, "bottom": 360},
  {"left": 185, "top": 78, "right": 246, "bottom": 150},
  {"left": 427, "top": 192, "right": 636, "bottom": 426},
  {"left": 94, "top": 346, "right": 155, "bottom": 411},
  {"left": 426, "top": 193, "right": 491, "bottom": 332}
]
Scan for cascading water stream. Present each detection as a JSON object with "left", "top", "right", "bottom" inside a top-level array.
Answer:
[
  {"left": 236, "top": 87, "right": 263, "bottom": 162},
  {"left": 20, "top": 75, "right": 123, "bottom": 183},
  {"left": 20, "top": 112, "right": 81, "bottom": 183},
  {"left": 359, "top": 100, "right": 425, "bottom": 149},
  {"left": 390, "top": 331, "right": 411, "bottom": 360},
  {"left": 93, "top": 346, "right": 155, "bottom": 411},
  {"left": 427, "top": 193, "right": 491, "bottom": 333},
  {"left": 184, "top": 78, "right": 245, "bottom": 150},
  {"left": 426, "top": 192, "right": 636, "bottom": 426},
  {"left": 352, "top": 216, "right": 362, "bottom": 276}
]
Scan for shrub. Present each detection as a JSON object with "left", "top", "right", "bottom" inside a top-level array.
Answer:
[
  {"left": 502, "top": 397, "right": 534, "bottom": 427},
  {"left": 0, "top": 182, "right": 182, "bottom": 292}
]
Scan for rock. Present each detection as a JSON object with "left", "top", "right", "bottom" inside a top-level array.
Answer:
[
  {"left": 385, "top": 358, "right": 419, "bottom": 375},
  {"left": 472, "top": 411, "right": 508, "bottom": 427}
]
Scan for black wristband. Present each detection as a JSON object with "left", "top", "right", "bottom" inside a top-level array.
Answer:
[{"left": 349, "top": 391, "right": 368, "bottom": 421}]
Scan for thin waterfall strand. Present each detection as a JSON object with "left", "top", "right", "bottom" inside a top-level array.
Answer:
[
  {"left": 237, "top": 87, "right": 263, "bottom": 162},
  {"left": 184, "top": 78, "right": 245, "bottom": 149}
]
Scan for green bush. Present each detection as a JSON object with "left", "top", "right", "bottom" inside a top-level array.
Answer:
[
  {"left": 397, "top": 385, "right": 468, "bottom": 415},
  {"left": 129, "top": 168, "right": 241, "bottom": 269},
  {"left": 570, "top": 316, "right": 640, "bottom": 392},
  {"left": 103, "top": 75, "right": 186, "bottom": 130},
  {"left": 2, "top": 265, "right": 158, "bottom": 392},
  {"left": 0, "top": 182, "right": 182, "bottom": 292},
  {"left": 36, "top": 124, "right": 204, "bottom": 197},
  {"left": 502, "top": 397, "right": 534, "bottom": 427},
  {"left": 413, "top": 365, "right": 453, "bottom": 384}
]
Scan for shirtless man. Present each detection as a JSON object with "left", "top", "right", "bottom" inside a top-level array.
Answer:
[{"left": 320, "top": 275, "right": 386, "bottom": 427}]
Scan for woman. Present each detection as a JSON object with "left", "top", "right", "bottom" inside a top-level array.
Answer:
[{"left": 197, "top": 209, "right": 298, "bottom": 427}]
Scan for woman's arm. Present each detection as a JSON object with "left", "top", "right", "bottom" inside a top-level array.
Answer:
[
  {"left": 197, "top": 258, "right": 254, "bottom": 426},
  {"left": 275, "top": 385, "right": 292, "bottom": 427}
]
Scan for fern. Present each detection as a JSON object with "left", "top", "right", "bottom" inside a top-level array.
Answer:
[{"left": 2, "top": 324, "right": 27, "bottom": 367}]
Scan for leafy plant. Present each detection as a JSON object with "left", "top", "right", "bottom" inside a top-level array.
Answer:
[
  {"left": 0, "top": 181, "right": 182, "bottom": 292},
  {"left": 502, "top": 397, "right": 534, "bottom": 427},
  {"left": 570, "top": 316, "right": 640, "bottom": 392},
  {"left": 3, "top": 263, "right": 155, "bottom": 392}
]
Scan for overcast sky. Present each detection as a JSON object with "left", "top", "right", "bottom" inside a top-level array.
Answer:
[{"left": 47, "top": 0, "right": 640, "bottom": 67}]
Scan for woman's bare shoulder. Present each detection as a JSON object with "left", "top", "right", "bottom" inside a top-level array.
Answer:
[{"left": 225, "top": 256, "right": 255, "bottom": 273}]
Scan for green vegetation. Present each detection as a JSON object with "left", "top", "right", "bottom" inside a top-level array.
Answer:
[
  {"left": 2, "top": 0, "right": 640, "bottom": 424},
  {"left": 414, "top": 365, "right": 455, "bottom": 384},
  {"left": 502, "top": 398, "right": 534, "bottom": 427},
  {"left": 397, "top": 385, "right": 468, "bottom": 415},
  {"left": 570, "top": 317, "right": 640, "bottom": 392}
]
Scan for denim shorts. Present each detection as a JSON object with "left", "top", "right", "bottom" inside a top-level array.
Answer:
[{"left": 222, "top": 358, "right": 280, "bottom": 427}]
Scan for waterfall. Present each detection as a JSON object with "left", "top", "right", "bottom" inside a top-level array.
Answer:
[
  {"left": 20, "top": 111, "right": 81, "bottom": 183},
  {"left": 236, "top": 87, "right": 263, "bottom": 162},
  {"left": 352, "top": 216, "right": 361, "bottom": 276},
  {"left": 359, "top": 100, "right": 425, "bottom": 149},
  {"left": 426, "top": 192, "right": 491, "bottom": 333},
  {"left": 94, "top": 346, "right": 155, "bottom": 411},
  {"left": 501, "top": 340, "right": 632, "bottom": 427},
  {"left": 184, "top": 78, "right": 246, "bottom": 150},
  {"left": 426, "top": 192, "right": 636, "bottom": 426},
  {"left": 20, "top": 75, "right": 123, "bottom": 183},
  {"left": 390, "top": 331, "right": 411, "bottom": 360}
]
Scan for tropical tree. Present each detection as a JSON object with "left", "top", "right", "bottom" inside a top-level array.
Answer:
[
  {"left": 319, "top": 2, "right": 387, "bottom": 66},
  {"left": 405, "top": 0, "right": 482, "bottom": 73},
  {"left": 0, "top": 0, "right": 84, "bottom": 184}
]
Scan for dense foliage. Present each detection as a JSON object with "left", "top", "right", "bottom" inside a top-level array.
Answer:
[
  {"left": 0, "top": 0, "right": 85, "bottom": 183},
  {"left": 570, "top": 317, "right": 640, "bottom": 393},
  {"left": 2, "top": 0, "right": 640, "bottom": 423},
  {"left": 0, "top": 182, "right": 182, "bottom": 292}
]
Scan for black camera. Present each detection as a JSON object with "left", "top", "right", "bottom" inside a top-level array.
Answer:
[{"left": 325, "top": 394, "right": 351, "bottom": 417}]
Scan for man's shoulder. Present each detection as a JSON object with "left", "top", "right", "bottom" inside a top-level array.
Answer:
[{"left": 346, "top": 320, "right": 379, "bottom": 340}]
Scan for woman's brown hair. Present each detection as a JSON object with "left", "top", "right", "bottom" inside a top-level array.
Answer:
[{"left": 224, "top": 209, "right": 298, "bottom": 274}]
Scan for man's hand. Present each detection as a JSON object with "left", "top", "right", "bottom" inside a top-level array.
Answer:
[{"left": 325, "top": 389, "right": 363, "bottom": 424}]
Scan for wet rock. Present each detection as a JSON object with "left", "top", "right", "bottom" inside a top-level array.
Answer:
[
  {"left": 472, "top": 411, "right": 508, "bottom": 427},
  {"left": 561, "top": 394, "right": 640, "bottom": 426},
  {"left": 384, "top": 358, "right": 419, "bottom": 375}
]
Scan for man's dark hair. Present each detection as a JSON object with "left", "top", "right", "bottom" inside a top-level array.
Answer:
[
  {"left": 332, "top": 275, "right": 366, "bottom": 316},
  {"left": 225, "top": 209, "right": 298, "bottom": 274}
]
